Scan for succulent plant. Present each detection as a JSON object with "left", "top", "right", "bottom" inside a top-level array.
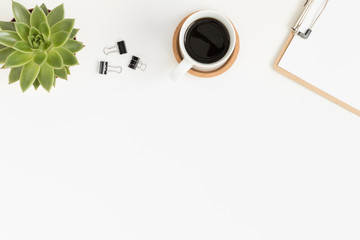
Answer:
[{"left": 0, "top": 1, "right": 84, "bottom": 92}]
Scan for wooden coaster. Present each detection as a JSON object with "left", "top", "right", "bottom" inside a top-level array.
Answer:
[{"left": 172, "top": 12, "right": 240, "bottom": 78}]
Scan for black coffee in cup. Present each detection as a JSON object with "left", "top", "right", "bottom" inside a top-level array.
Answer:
[{"left": 184, "top": 18, "right": 231, "bottom": 64}]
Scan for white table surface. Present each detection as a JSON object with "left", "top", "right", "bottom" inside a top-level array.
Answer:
[{"left": 1, "top": 0, "right": 360, "bottom": 239}]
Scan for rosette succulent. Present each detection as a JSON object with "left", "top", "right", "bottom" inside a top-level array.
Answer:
[{"left": 0, "top": 1, "right": 84, "bottom": 92}]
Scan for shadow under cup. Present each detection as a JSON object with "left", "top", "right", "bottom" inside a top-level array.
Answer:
[{"left": 184, "top": 17, "right": 231, "bottom": 65}]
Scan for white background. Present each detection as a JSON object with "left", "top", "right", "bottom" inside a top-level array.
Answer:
[{"left": 0, "top": 0, "right": 359, "bottom": 239}]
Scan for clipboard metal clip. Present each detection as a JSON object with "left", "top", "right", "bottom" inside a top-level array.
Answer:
[{"left": 292, "top": 0, "right": 329, "bottom": 39}]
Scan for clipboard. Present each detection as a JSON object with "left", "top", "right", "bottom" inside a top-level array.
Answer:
[{"left": 274, "top": 0, "right": 360, "bottom": 117}]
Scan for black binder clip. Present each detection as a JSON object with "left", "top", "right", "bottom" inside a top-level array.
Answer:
[
  {"left": 128, "top": 56, "right": 147, "bottom": 71},
  {"left": 99, "top": 61, "right": 122, "bottom": 75},
  {"left": 103, "top": 41, "right": 127, "bottom": 55}
]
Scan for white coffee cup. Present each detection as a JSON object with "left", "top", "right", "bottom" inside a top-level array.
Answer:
[{"left": 171, "top": 10, "right": 236, "bottom": 81}]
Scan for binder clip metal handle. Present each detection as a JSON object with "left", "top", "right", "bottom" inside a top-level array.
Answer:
[
  {"left": 128, "top": 56, "right": 147, "bottom": 71},
  {"left": 292, "top": 0, "right": 329, "bottom": 39},
  {"left": 99, "top": 61, "right": 122, "bottom": 75},
  {"left": 103, "top": 41, "right": 127, "bottom": 55}
]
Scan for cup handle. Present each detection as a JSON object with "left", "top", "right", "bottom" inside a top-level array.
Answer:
[{"left": 170, "top": 58, "right": 193, "bottom": 81}]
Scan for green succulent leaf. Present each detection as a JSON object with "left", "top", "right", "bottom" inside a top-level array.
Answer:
[
  {"left": 20, "top": 61, "right": 41, "bottom": 92},
  {"left": 0, "top": 47, "right": 16, "bottom": 64},
  {"left": 44, "top": 41, "right": 53, "bottom": 51},
  {"left": 30, "top": 6, "right": 47, "bottom": 29},
  {"left": 65, "top": 66, "right": 70, "bottom": 74},
  {"left": 46, "top": 49, "right": 63, "bottom": 68},
  {"left": 69, "top": 29, "right": 79, "bottom": 39},
  {"left": 38, "top": 63, "right": 54, "bottom": 92},
  {"left": 0, "top": 31, "right": 21, "bottom": 47},
  {"left": 0, "top": 21, "right": 16, "bottom": 31},
  {"left": 33, "top": 51, "right": 47, "bottom": 65},
  {"left": 29, "top": 27, "right": 40, "bottom": 37},
  {"left": 4, "top": 51, "right": 33, "bottom": 68},
  {"left": 47, "top": 4, "right": 64, "bottom": 27},
  {"left": 38, "top": 41, "right": 46, "bottom": 50},
  {"left": 9, "top": 66, "right": 22, "bottom": 84},
  {"left": 33, "top": 79, "right": 41, "bottom": 90},
  {"left": 12, "top": 1, "right": 31, "bottom": 26},
  {"left": 54, "top": 67, "right": 67, "bottom": 80},
  {"left": 50, "top": 31, "right": 70, "bottom": 47},
  {"left": 39, "top": 22, "right": 50, "bottom": 40},
  {"left": 54, "top": 47, "right": 78, "bottom": 66},
  {"left": 13, "top": 41, "right": 32, "bottom": 53},
  {"left": 0, "top": 44, "right": 6, "bottom": 49},
  {"left": 40, "top": 4, "right": 49, "bottom": 16},
  {"left": 28, "top": 36, "right": 33, "bottom": 47},
  {"left": 51, "top": 19, "right": 75, "bottom": 34},
  {"left": 15, "top": 22, "right": 30, "bottom": 42},
  {"left": 63, "top": 39, "right": 84, "bottom": 53}
]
